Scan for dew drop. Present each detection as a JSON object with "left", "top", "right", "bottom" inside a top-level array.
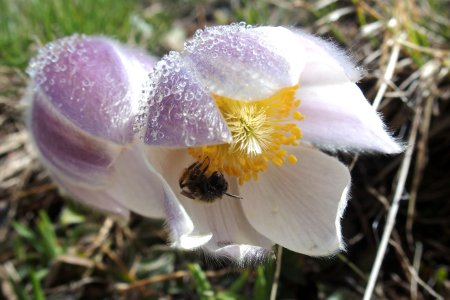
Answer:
[{"left": 82, "top": 79, "right": 93, "bottom": 87}]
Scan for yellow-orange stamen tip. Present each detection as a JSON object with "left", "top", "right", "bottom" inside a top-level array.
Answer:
[
  {"left": 287, "top": 154, "right": 298, "bottom": 164},
  {"left": 188, "top": 85, "right": 304, "bottom": 184},
  {"left": 293, "top": 111, "right": 304, "bottom": 121},
  {"left": 272, "top": 157, "right": 284, "bottom": 166}
]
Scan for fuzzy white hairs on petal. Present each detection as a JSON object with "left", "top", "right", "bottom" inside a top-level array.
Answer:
[{"left": 292, "top": 28, "right": 363, "bottom": 83}]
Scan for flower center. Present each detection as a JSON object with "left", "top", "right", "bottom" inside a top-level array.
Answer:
[{"left": 188, "top": 85, "right": 303, "bottom": 185}]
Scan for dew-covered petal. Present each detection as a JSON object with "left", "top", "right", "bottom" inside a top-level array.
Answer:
[
  {"left": 182, "top": 24, "right": 306, "bottom": 100},
  {"left": 294, "top": 30, "right": 362, "bottom": 85},
  {"left": 145, "top": 148, "right": 273, "bottom": 253},
  {"left": 239, "top": 145, "right": 350, "bottom": 256},
  {"left": 26, "top": 35, "right": 154, "bottom": 144},
  {"left": 297, "top": 82, "right": 402, "bottom": 153},
  {"left": 120, "top": 45, "right": 159, "bottom": 74},
  {"left": 25, "top": 35, "right": 165, "bottom": 217},
  {"left": 137, "top": 52, "right": 232, "bottom": 147}
]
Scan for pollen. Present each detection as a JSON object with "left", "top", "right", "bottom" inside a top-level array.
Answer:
[{"left": 188, "top": 85, "right": 303, "bottom": 184}]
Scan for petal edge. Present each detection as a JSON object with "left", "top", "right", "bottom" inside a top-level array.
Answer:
[{"left": 240, "top": 145, "right": 350, "bottom": 256}]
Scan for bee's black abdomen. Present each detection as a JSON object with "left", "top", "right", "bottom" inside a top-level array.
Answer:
[{"left": 179, "top": 159, "right": 235, "bottom": 203}]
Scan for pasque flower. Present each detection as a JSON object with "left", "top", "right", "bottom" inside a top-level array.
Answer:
[{"left": 25, "top": 25, "right": 401, "bottom": 263}]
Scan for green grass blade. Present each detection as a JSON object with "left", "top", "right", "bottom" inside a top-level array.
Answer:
[
  {"left": 37, "top": 210, "right": 63, "bottom": 259},
  {"left": 228, "top": 269, "right": 250, "bottom": 293},
  {"left": 188, "top": 263, "right": 215, "bottom": 300},
  {"left": 31, "top": 271, "right": 46, "bottom": 300},
  {"left": 252, "top": 265, "right": 267, "bottom": 300}
]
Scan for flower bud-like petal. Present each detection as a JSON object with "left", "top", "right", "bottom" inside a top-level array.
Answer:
[
  {"left": 25, "top": 35, "right": 173, "bottom": 219},
  {"left": 27, "top": 35, "right": 151, "bottom": 143},
  {"left": 30, "top": 92, "right": 120, "bottom": 185},
  {"left": 137, "top": 52, "right": 232, "bottom": 147}
]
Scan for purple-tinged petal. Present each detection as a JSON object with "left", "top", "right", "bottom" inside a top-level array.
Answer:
[
  {"left": 137, "top": 52, "right": 231, "bottom": 147},
  {"left": 182, "top": 24, "right": 306, "bottom": 100},
  {"left": 30, "top": 90, "right": 121, "bottom": 185},
  {"left": 26, "top": 35, "right": 154, "bottom": 144},
  {"left": 25, "top": 35, "right": 168, "bottom": 217},
  {"left": 145, "top": 148, "right": 273, "bottom": 254},
  {"left": 42, "top": 142, "right": 170, "bottom": 219},
  {"left": 240, "top": 145, "right": 350, "bottom": 256},
  {"left": 297, "top": 82, "right": 402, "bottom": 153}
]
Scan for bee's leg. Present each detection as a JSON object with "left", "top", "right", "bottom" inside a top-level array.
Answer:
[
  {"left": 181, "top": 190, "right": 196, "bottom": 200},
  {"left": 200, "top": 157, "right": 210, "bottom": 174},
  {"left": 224, "top": 192, "right": 243, "bottom": 199},
  {"left": 179, "top": 179, "right": 187, "bottom": 188},
  {"left": 179, "top": 177, "right": 195, "bottom": 188},
  {"left": 188, "top": 161, "right": 201, "bottom": 172},
  {"left": 179, "top": 169, "right": 189, "bottom": 188}
]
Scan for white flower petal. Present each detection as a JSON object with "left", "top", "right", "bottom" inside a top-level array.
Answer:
[
  {"left": 51, "top": 171, "right": 130, "bottom": 218},
  {"left": 162, "top": 183, "right": 212, "bottom": 250},
  {"left": 145, "top": 148, "right": 273, "bottom": 253},
  {"left": 177, "top": 234, "right": 213, "bottom": 250},
  {"left": 239, "top": 145, "right": 350, "bottom": 256},
  {"left": 295, "top": 30, "right": 362, "bottom": 84},
  {"left": 106, "top": 142, "right": 167, "bottom": 219},
  {"left": 120, "top": 146, "right": 213, "bottom": 248},
  {"left": 205, "top": 244, "right": 272, "bottom": 265},
  {"left": 182, "top": 194, "right": 274, "bottom": 253},
  {"left": 162, "top": 186, "right": 213, "bottom": 250},
  {"left": 183, "top": 24, "right": 305, "bottom": 100},
  {"left": 144, "top": 147, "right": 215, "bottom": 249},
  {"left": 297, "top": 82, "right": 402, "bottom": 153},
  {"left": 41, "top": 141, "right": 170, "bottom": 220}
]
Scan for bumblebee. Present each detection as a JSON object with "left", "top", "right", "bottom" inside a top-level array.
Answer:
[{"left": 179, "top": 158, "right": 242, "bottom": 203}]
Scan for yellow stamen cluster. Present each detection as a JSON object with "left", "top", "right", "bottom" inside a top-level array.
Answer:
[{"left": 188, "top": 85, "right": 303, "bottom": 185}]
